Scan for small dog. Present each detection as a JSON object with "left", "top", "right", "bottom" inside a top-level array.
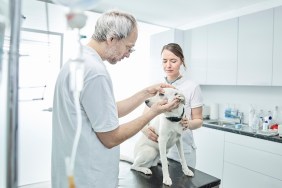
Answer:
[{"left": 131, "top": 88, "right": 194, "bottom": 186}]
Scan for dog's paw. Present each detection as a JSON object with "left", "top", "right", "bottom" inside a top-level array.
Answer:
[
  {"left": 183, "top": 167, "right": 194, "bottom": 177},
  {"left": 163, "top": 176, "right": 172, "bottom": 186},
  {"left": 141, "top": 168, "right": 152, "bottom": 175},
  {"left": 131, "top": 166, "right": 152, "bottom": 175}
]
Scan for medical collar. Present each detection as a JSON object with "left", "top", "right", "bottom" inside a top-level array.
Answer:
[
  {"left": 165, "top": 75, "right": 182, "bottom": 85},
  {"left": 166, "top": 108, "right": 185, "bottom": 122}
]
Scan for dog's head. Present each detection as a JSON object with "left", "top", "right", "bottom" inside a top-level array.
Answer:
[{"left": 145, "top": 88, "right": 185, "bottom": 117}]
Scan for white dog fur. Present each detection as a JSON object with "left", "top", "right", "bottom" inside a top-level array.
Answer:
[{"left": 131, "top": 88, "right": 194, "bottom": 186}]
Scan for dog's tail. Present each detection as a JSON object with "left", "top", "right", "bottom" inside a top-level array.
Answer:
[{"left": 120, "top": 154, "right": 134, "bottom": 164}]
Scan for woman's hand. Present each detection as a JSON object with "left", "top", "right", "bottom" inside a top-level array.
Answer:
[
  {"left": 180, "top": 116, "right": 190, "bottom": 130},
  {"left": 142, "top": 126, "right": 158, "bottom": 142}
]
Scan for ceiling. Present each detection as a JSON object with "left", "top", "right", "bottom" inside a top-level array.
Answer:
[{"left": 47, "top": 0, "right": 282, "bottom": 30}]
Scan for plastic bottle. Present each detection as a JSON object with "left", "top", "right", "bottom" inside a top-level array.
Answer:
[
  {"left": 251, "top": 113, "right": 260, "bottom": 132},
  {"left": 267, "top": 110, "right": 273, "bottom": 126},
  {"left": 258, "top": 109, "right": 264, "bottom": 129},
  {"left": 230, "top": 104, "right": 238, "bottom": 118},
  {"left": 224, "top": 104, "right": 231, "bottom": 118},
  {"left": 262, "top": 120, "right": 269, "bottom": 131},
  {"left": 248, "top": 105, "right": 255, "bottom": 127},
  {"left": 272, "top": 106, "right": 278, "bottom": 124}
]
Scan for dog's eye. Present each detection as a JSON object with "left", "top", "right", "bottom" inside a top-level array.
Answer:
[
  {"left": 159, "top": 93, "right": 165, "bottom": 96},
  {"left": 174, "top": 93, "right": 178, "bottom": 96}
]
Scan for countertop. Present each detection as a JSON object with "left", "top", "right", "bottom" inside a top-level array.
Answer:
[
  {"left": 118, "top": 159, "right": 220, "bottom": 188},
  {"left": 203, "top": 120, "right": 282, "bottom": 143}
]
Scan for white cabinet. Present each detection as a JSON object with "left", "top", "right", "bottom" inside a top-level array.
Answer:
[
  {"left": 273, "top": 6, "right": 282, "bottom": 86},
  {"left": 193, "top": 127, "right": 224, "bottom": 180},
  {"left": 186, "top": 19, "right": 238, "bottom": 85},
  {"left": 237, "top": 9, "right": 274, "bottom": 85},
  {"left": 223, "top": 132, "right": 282, "bottom": 188},
  {"left": 223, "top": 163, "right": 282, "bottom": 188},
  {"left": 22, "top": 0, "right": 48, "bottom": 30},
  {"left": 184, "top": 7, "right": 282, "bottom": 86},
  {"left": 206, "top": 18, "right": 238, "bottom": 85},
  {"left": 149, "top": 29, "right": 184, "bottom": 83},
  {"left": 187, "top": 26, "right": 208, "bottom": 84},
  {"left": 195, "top": 126, "right": 282, "bottom": 188}
]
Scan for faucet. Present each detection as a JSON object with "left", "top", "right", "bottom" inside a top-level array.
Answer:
[{"left": 236, "top": 112, "right": 244, "bottom": 124}]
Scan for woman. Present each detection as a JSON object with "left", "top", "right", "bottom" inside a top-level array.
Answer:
[{"left": 142, "top": 43, "right": 203, "bottom": 168}]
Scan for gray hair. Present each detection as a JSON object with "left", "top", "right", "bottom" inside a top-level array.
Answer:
[{"left": 92, "top": 9, "right": 137, "bottom": 42}]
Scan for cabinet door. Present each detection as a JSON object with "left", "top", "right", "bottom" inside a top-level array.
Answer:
[
  {"left": 188, "top": 26, "right": 208, "bottom": 84},
  {"left": 193, "top": 127, "right": 224, "bottom": 180},
  {"left": 273, "top": 6, "right": 282, "bottom": 86},
  {"left": 22, "top": 0, "right": 48, "bottom": 30},
  {"left": 207, "top": 18, "right": 238, "bottom": 85},
  {"left": 223, "top": 162, "right": 282, "bottom": 188},
  {"left": 224, "top": 141, "right": 282, "bottom": 181},
  {"left": 150, "top": 29, "right": 184, "bottom": 83},
  {"left": 237, "top": 9, "right": 273, "bottom": 85},
  {"left": 224, "top": 132, "right": 282, "bottom": 187}
]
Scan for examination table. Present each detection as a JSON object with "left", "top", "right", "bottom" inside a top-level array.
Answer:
[{"left": 118, "top": 159, "right": 221, "bottom": 188}]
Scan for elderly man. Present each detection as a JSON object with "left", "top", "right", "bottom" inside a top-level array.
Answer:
[{"left": 51, "top": 9, "right": 179, "bottom": 188}]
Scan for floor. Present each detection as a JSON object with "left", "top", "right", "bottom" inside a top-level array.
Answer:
[{"left": 19, "top": 182, "right": 51, "bottom": 188}]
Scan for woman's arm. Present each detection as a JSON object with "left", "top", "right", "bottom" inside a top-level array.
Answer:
[{"left": 181, "top": 106, "right": 203, "bottom": 130}]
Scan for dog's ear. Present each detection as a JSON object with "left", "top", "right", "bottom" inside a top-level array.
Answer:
[{"left": 175, "top": 93, "right": 185, "bottom": 104}]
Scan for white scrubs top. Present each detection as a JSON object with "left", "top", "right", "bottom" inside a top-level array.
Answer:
[{"left": 165, "top": 76, "right": 203, "bottom": 168}]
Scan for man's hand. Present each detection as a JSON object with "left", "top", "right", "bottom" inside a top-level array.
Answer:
[
  {"left": 149, "top": 98, "right": 180, "bottom": 115},
  {"left": 145, "top": 83, "right": 175, "bottom": 98}
]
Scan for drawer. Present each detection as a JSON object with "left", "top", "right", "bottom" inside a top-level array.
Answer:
[
  {"left": 223, "top": 162, "right": 282, "bottom": 188},
  {"left": 224, "top": 142, "right": 282, "bottom": 180},
  {"left": 225, "top": 132, "right": 282, "bottom": 156}
]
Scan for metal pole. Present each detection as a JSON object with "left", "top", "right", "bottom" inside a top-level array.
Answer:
[{"left": 6, "top": 0, "right": 21, "bottom": 187}]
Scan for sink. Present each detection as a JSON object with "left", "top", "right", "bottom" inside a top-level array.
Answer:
[
  {"left": 206, "top": 120, "right": 235, "bottom": 126},
  {"left": 205, "top": 120, "right": 241, "bottom": 129},
  {"left": 205, "top": 120, "right": 279, "bottom": 137}
]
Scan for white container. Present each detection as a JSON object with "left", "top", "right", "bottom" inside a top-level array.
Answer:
[
  {"left": 248, "top": 105, "right": 255, "bottom": 127},
  {"left": 262, "top": 121, "right": 269, "bottom": 131},
  {"left": 278, "top": 124, "right": 282, "bottom": 137},
  {"left": 210, "top": 103, "right": 219, "bottom": 120},
  {"left": 251, "top": 113, "right": 260, "bottom": 132},
  {"left": 202, "top": 105, "right": 210, "bottom": 119},
  {"left": 272, "top": 106, "right": 278, "bottom": 124}
]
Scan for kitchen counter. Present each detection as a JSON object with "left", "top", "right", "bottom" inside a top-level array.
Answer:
[
  {"left": 203, "top": 120, "right": 282, "bottom": 143},
  {"left": 118, "top": 159, "right": 221, "bottom": 188}
]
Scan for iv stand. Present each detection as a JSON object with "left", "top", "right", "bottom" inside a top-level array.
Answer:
[{"left": 6, "top": 0, "right": 21, "bottom": 187}]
